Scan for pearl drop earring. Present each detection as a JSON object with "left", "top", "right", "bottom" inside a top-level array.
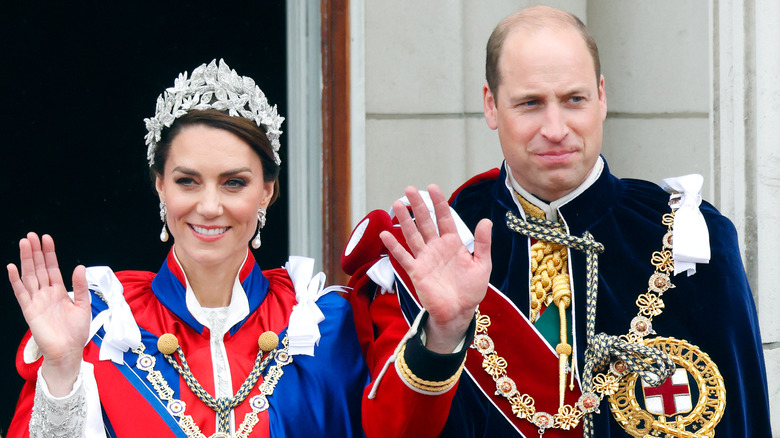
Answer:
[
  {"left": 159, "top": 201, "right": 169, "bottom": 242},
  {"left": 252, "top": 208, "right": 267, "bottom": 249}
]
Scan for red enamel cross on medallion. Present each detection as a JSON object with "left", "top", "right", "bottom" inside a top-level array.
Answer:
[
  {"left": 608, "top": 337, "right": 726, "bottom": 437},
  {"left": 642, "top": 368, "right": 692, "bottom": 416}
]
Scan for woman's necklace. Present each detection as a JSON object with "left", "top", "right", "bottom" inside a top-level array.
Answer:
[{"left": 133, "top": 330, "right": 292, "bottom": 438}]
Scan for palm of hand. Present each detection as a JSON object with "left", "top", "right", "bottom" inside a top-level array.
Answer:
[
  {"left": 405, "top": 231, "right": 489, "bottom": 326},
  {"left": 22, "top": 274, "right": 91, "bottom": 361},
  {"left": 8, "top": 233, "right": 91, "bottom": 364},
  {"left": 380, "top": 185, "right": 492, "bottom": 353}
]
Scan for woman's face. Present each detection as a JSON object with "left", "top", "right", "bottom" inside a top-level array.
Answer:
[{"left": 155, "top": 124, "right": 274, "bottom": 273}]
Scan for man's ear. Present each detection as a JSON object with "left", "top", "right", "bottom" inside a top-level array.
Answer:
[
  {"left": 598, "top": 74, "right": 607, "bottom": 121},
  {"left": 483, "top": 83, "right": 499, "bottom": 130}
]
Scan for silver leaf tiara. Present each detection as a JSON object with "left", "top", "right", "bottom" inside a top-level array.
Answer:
[{"left": 144, "top": 59, "right": 284, "bottom": 167}]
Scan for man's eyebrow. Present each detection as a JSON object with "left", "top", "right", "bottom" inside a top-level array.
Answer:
[
  {"left": 563, "top": 87, "right": 589, "bottom": 96},
  {"left": 508, "top": 91, "right": 543, "bottom": 103}
]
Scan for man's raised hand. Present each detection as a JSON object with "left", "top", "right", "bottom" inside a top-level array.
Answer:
[{"left": 379, "top": 185, "right": 492, "bottom": 353}]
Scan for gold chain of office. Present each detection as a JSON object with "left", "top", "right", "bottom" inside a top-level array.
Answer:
[{"left": 469, "top": 209, "right": 707, "bottom": 437}]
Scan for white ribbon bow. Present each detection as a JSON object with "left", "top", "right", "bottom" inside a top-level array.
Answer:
[
  {"left": 660, "top": 174, "right": 711, "bottom": 276},
  {"left": 285, "top": 256, "right": 338, "bottom": 356},
  {"left": 367, "top": 257, "right": 396, "bottom": 294},
  {"left": 86, "top": 267, "right": 142, "bottom": 363}
]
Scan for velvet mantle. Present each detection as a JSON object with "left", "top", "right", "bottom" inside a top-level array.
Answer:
[{"left": 436, "top": 160, "right": 772, "bottom": 436}]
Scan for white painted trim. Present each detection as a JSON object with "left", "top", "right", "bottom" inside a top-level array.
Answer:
[
  {"left": 350, "top": 0, "right": 367, "bottom": 227},
  {"left": 754, "top": 1, "right": 780, "bottom": 429},
  {"left": 755, "top": 0, "right": 780, "bottom": 342},
  {"left": 712, "top": 0, "right": 748, "bottom": 247},
  {"left": 713, "top": 0, "right": 779, "bottom": 425},
  {"left": 287, "top": 0, "right": 323, "bottom": 268}
]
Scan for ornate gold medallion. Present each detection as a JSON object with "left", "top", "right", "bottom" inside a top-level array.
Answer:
[
  {"left": 601, "top": 208, "right": 726, "bottom": 437},
  {"left": 502, "top": 200, "right": 729, "bottom": 437},
  {"left": 608, "top": 337, "right": 726, "bottom": 437}
]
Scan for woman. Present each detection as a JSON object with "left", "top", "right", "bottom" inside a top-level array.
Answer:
[{"left": 6, "top": 59, "right": 368, "bottom": 438}]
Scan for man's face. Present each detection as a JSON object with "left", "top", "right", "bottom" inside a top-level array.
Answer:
[{"left": 483, "top": 26, "right": 607, "bottom": 201}]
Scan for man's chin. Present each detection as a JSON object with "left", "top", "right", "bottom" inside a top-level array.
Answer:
[{"left": 534, "top": 171, "right": 586, "bottom": 200}]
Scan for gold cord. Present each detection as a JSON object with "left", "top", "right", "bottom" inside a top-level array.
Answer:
[{"left": 516, "top": 193, "right": 573, "bottom": 409}]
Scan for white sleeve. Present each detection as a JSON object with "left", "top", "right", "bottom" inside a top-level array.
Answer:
[{"left": 30, "top": 361, "right": 107, "bottom": 438}]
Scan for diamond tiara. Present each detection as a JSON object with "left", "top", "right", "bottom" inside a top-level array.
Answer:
[{"left": 144, "top": 59, "right": 284, "bottom": 167}]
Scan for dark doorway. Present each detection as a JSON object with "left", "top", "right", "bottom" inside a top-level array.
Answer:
[{"left": 0, "top": 1, "right": 288, "bottom": 432}]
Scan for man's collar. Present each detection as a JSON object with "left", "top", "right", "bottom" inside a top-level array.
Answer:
[{"left": 506, "top": 156, "right": 604, "bottom": 222}]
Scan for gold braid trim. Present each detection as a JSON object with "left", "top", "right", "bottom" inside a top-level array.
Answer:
[{"left": 395, "top": 343, "right": 465, "bottom": 393}]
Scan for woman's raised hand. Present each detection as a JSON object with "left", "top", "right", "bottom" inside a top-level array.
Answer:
[
  {"left": 379, "top": 185, "right": 492, "bottom": 354},
  {"left": 7, "top": 233, "right": 91, "bottom": 396}
]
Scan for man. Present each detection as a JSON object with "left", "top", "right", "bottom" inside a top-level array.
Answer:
[{"left": 342, "top": 6, "right": 771, "bottom": 437}]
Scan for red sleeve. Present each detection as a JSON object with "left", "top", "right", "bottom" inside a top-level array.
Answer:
[
  {"left": 6, "top": 381, "right": 34, "bottom": 438},
  {"left": 343, "top": 210, "right": 459, "bottom": 438},
  {"left": 7, "top": 331, "right": 41, "bottom": 438},
  {"left": 359, "top": 289, "right": 459, "bottom": 438}
]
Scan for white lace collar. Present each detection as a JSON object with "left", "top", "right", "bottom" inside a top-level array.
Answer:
[{"left": 171, "top": 250, "right": 251, "bottom": 337}]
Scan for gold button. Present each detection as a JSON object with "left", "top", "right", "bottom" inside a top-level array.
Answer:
[
  {"left": 258, "top": 331, "right": 279, "bottom": 352},
  {"left": 157, "top": 333, "right": 179, "bottom": 355}
]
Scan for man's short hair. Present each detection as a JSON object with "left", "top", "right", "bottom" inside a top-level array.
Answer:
[{"left": 485, "top": 6, "right": 601, "bottom": 97}]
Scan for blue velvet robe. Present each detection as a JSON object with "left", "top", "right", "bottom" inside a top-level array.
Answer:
[{"left": 439, "top": 160, "right": 771, "bottom": 436}]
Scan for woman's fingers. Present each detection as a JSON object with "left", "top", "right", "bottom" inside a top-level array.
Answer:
[
  {"left": 28, "top": 232, "right": 51, "bottom": 289},
  {"left": 11, "top": 233, "right": 72, "bottom": 314},
  {"left": 7, "top": 263, "right": 31, "bottom": 309},
  {"left": 72, "top": 265, "right": 91, "bottom": 311},
  {"left": 18, "top": 237, "right": 39, "bottom": 291},
  {"left": 42, "top": 234, "right": 65, "bottom": 289}
]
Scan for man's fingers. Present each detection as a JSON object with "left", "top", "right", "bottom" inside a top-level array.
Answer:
[
  {"left": 392, "top": 199, "right": 426, "bottom": 256},
  {"left": 428, "top": 184, "right": 458, "bottom": 236},
  {"left": 379, "top": 230, "right": 415, "bottom": 271},
  {"left": 404, "top": 186, "right": 439, "bottom": 242},
  {"left": 473, "top": 219, "right": 493, "bottom": 270}
]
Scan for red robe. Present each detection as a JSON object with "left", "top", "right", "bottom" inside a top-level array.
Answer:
[{"left": 10, "top": 250, "right": 368, "bottom": 438}]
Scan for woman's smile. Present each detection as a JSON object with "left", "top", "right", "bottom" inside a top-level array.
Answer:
[{"left": 189, "top": 224, "right": 230, "bottom": 240}]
